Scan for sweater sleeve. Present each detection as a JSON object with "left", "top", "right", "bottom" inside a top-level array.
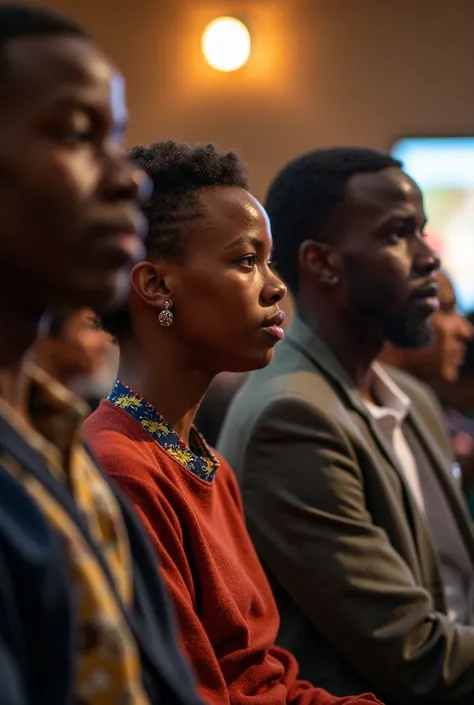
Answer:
[
  {"left": 215, "top": 457, "right": 383, "bottom": 705},
  {"left": 115, "top": 469, "right": 382, "bottom": 705},
  {"left": 268, "top": 644, "right": 381, "bottom": 705},
  {"left": 106, "top": 467, "right": 234, "bottom": 705}
]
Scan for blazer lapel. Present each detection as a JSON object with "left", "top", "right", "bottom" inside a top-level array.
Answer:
[
  {"left": 287, "top": 317, "right": 417, "bottom": 480},
  {"left": 405, "top": 400, "right": 474, "bottom": 562},
  {"left": 286, "top": 318, "right": 437, "bottom": 561},
  {"left": 0, "top": 416, "right": 173, "bottom": 685}
]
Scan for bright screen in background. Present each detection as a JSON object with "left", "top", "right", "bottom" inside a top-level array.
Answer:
[{"left": 392, "top": 137, "right": 474, "bottom": 313}]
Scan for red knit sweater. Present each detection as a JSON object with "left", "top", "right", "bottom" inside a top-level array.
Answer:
[{"left": 83, "top": 400, "right": 381, "bottom": 705}]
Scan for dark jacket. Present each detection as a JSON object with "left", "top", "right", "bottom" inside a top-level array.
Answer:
[{"left": 0, "top": 413, "right": 203, "bottom": 705}]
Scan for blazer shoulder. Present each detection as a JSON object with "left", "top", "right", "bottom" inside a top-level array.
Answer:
[{"left": 220, "top": 345, "right": 348, "bottom": 463}]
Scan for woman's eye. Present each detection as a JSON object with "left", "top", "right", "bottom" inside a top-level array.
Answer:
[{"left": 239, "top": 254, "right": 257, "bottom": 269}]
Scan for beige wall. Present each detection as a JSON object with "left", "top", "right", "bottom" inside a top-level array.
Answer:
[{"left": 22, "top": 0, "right": 474, "bottom": 198}]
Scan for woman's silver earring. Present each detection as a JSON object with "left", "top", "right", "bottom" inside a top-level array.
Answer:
[
  {"left": 321, "top": 273, "right": 339, "bottom": 285},
  {"left": 158, "top": 300, "right": 173, "bottom": 327}
]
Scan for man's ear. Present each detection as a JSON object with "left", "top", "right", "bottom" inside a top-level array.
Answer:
[{"left": 299, "top": 239, "right": 340, "bottom": 285}]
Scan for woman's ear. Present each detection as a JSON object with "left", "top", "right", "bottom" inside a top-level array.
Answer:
[{"left": 130, "top": 261, "right": 172, "bottom": 310}]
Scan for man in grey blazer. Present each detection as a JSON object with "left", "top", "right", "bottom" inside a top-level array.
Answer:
[{"left": 218, "top": 148, "right": 474, "bottom": 705}]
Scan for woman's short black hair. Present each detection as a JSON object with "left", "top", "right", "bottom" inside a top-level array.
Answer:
[{"left": 99, "top": 140, "right": 248, "bottom": 341}]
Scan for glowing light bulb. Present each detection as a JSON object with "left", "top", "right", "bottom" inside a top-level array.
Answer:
[{"left": 202, "top": 17, "right": 251, "bottom": 72}]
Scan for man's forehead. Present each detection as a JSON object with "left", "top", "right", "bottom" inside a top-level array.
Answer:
[
  {"left": 346, "top": 167, "right": 421, "bottom": 211},
  {"left": 3, "top": 33, "right": 115, "bottom": 102}
]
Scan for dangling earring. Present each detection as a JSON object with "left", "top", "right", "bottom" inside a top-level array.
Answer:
[
  {"left": 158, "top": 300, "right": 173, "bottom": 327},
  {"left": 321, "top": 273, "right": 339, "bottom": 285}
]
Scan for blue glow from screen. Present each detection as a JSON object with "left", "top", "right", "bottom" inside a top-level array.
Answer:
[
  {"left": 392, "top": 137, "right": 474, "bottom": 312},
  {"left": 393, "top": 138, "right": 474, "bottom": 189}
]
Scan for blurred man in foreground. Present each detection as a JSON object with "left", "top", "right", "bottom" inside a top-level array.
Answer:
[{"left": 0, "top": 5, "right": 202, "bottom": 704}]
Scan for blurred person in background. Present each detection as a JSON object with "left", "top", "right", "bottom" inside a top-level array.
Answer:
[
  {"left": 219, "top": 147, "right": 474, "bottom": 704},
  {"left": 380, "top": 269, "right": 472, "bottom": 396},
  {"left": 0, "top": 5, "right": 203, "bottom": 704},
  {"left": 450, "top": 312, "right": 474, "bottom": 419},
  {"left": 381, "top": 270, "right": 474, "bottom": 513},
  {"left": 84, "top": 139, "right": 382, "bottom": 705},
  {"left": 35, "top": 308, "right": 112, "bottom": 397},
  {"left": 449, "top": 313, "right": 474, "bottom": 516}
]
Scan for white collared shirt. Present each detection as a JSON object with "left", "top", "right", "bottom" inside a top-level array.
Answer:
[
  {"left": 363, "top": 363, "right": 425, "bottom": 512},
  {"left": 363, "top": 363, "right": 474, "bottom": 624}
]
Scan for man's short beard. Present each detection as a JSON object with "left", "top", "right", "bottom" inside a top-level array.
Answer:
[{"left": 383, "top": 314, "right": 433, "bottom": 349}]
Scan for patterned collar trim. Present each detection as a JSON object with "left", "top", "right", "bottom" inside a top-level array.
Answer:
[
  {"left": 0, "top": 363, "right": 87, "bottom": 474},
  {"left": 108, "top": 380, "right": 219, "bottom": 482}
]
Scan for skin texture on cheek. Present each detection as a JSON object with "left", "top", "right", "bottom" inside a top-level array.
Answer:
[
  {"left": 157, "top": 188, "right": 285, "bottom": 373},
  {"left": 0, "top": 37, "right": 145, "bottom": 314},
  {"left": 339, "top": 170, "right": 436, "bottom": 349}
]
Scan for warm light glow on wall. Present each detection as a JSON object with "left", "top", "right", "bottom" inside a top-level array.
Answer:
[{"left": 202, "top": 17, "right": 251, "bottom": 72}]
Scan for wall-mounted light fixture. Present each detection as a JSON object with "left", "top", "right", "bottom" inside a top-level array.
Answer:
[{"left": 202, "top": 17, "right": 251, "bottom": 72}]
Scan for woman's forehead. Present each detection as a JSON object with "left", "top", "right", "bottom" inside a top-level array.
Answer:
[{"left": 196, "top": 187, "right": 269, "bottom": 234}]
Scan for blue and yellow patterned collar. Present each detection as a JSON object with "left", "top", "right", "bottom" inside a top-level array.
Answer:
[{"left": 108, "top": 380, "right": 219, "bottom": 483}]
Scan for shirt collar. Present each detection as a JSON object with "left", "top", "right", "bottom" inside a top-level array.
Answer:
[
  {"left": 108, "top": 380, "right": 219, "bottom": 482},
  {"left": 0, "top": 363, "right": 88, "bottom": 470},
  {"left": 365, "top": 362, "right": 411, "bottom": 422}
]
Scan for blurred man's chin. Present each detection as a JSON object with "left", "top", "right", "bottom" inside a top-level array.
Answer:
[
  {"left": 47, "top": 269, "right": 129, "bottom": 316},
  {"left": 99, "top": 269, "right": 130, "bottom": 312},
  {"left": 84, "top": 269, "right": 130, "bottom": 315},
  {"left": 384, "top": 315, "right": 433, "bottom": 350}
]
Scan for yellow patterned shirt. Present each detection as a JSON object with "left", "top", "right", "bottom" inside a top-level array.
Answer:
[{"left": 0, "top": 365, "right": 150, "bottom": 705}]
